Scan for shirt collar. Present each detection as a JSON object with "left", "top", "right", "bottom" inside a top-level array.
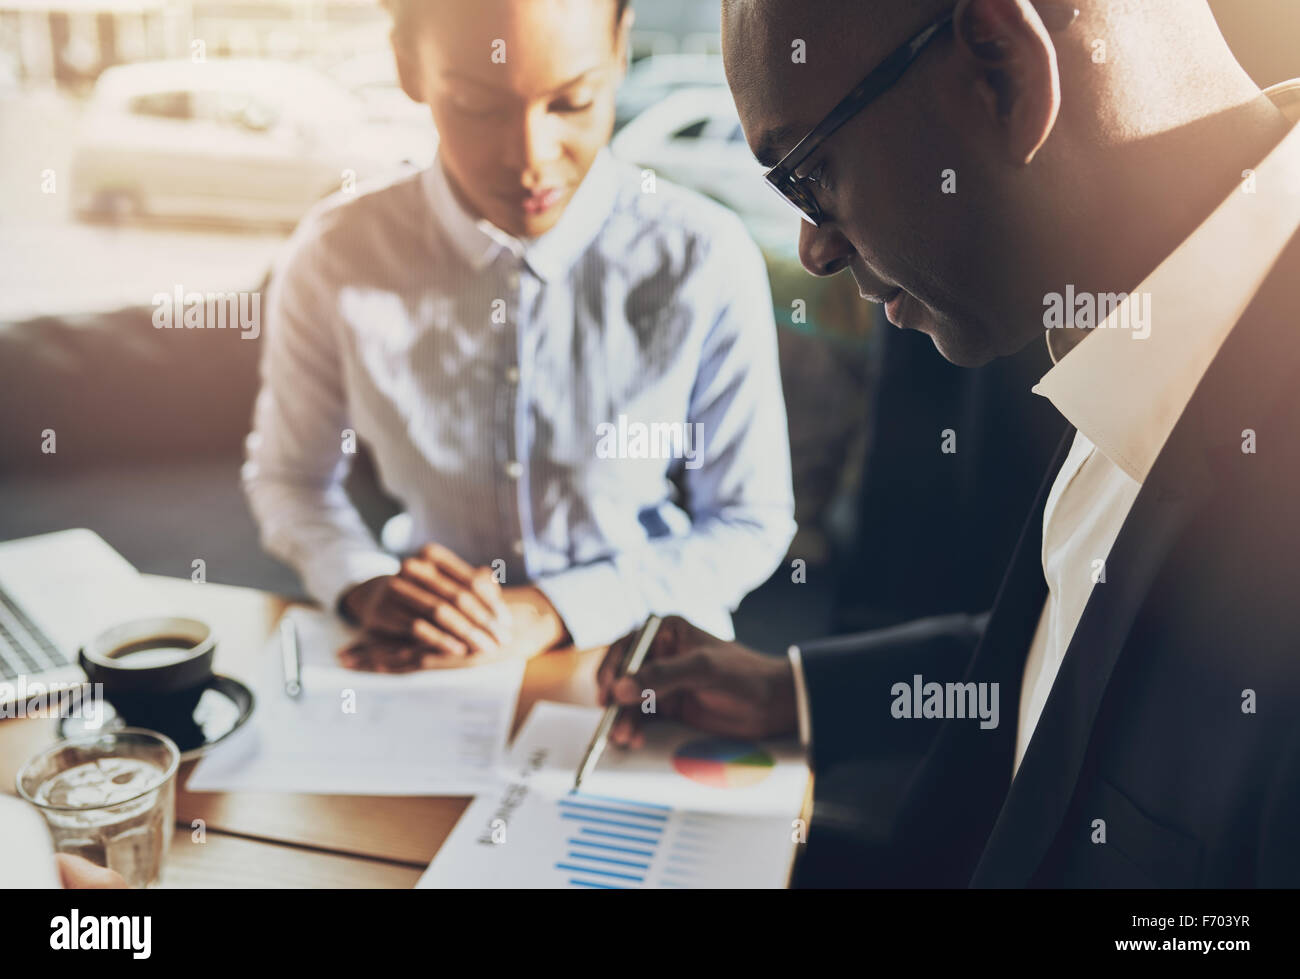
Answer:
[
  {"left": 422, "top": 147, "right": 621, "bottom": 282},
  {"left": 523, "top": 147, "right": 620, "bottom": 282},
  {"left": 422, "top": 151, "right": 503, "bottom": 272},
  {"left": 1032, "top": 80, "right": 1300, "bottom": 484}
]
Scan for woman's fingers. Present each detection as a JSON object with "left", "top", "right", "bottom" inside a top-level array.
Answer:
[
  {"left": 400, "top": 556, "right": 507, "bottom": 641},
  {"left": 349, "top": 548, "right": 518, "bottom": 661},
  {"left": 338, "top": 639, "right": 423, "bottom": 672},
  {"left": 384, "top": 575, "right": 494, "bottom": 652},
  {"left": 421, "top": 543, "right": 511, "bottom": 624},
  {"left": 410, "top": 616, "right": 472, "bottom": 657}
]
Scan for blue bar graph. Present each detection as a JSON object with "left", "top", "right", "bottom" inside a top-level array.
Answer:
[
  {"left": 566, "top": 838, "right": 655, "bottom": 858},
  {"left": 556, "top": 792, "right": 673, "bottom": 889},
  {"left": 578, "top": 827, "right": 660, "bottom": 845}
]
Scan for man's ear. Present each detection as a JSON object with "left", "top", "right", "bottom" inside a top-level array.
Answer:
[
  {"left": 390, "top": 32, "right": 426, "bottom": 105},
  {"left": 952, "top": 0, "right": 1061, "bottom": 165}
]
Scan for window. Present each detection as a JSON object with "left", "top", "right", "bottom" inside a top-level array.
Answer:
[
  {"left": 128, "top": 91, "right": 191, "bottom": 120},
  {"left": 671, "top": 118, "right": 708, "bottom": 140},
  {"left": 202, "top": 91, "right": 279, "bottom": 132}
]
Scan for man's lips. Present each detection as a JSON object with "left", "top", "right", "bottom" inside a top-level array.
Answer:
[
  {"left": 860, "top": 286, "right": 909, "bottom": 328},
  {"left": 884, "top": 290, "right": 908, "bottom": 328}
]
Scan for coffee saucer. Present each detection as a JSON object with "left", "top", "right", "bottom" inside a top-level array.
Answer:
[{"left": 58, "top": 674, "right": 255, "bottom": 761}]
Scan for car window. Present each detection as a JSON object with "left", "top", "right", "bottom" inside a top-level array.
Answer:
[
  {"left": 671, "top": 118, "right": 709, "bottom": 140},
  {"left": 197, "top": 90, "right": 281, "bottom": 132},
  {"left": 127, "top": 91, "right": 191, "bottom": 120}
]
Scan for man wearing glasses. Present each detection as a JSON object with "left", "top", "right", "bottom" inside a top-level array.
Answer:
[{"left": 598, "top": 0, "right": 1300, "bottom": 886}]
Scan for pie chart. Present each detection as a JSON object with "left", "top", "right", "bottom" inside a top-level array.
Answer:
[{"left": 671, "top": 738, "right": 775, "bottom": 788}]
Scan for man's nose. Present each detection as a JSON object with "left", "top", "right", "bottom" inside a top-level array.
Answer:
[{"left": 797, "top": 220, "right": 855, "bottom": 277}]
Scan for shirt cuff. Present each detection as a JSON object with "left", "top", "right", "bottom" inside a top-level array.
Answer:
[
  {"left": 787, "top": 644, "right": 812, "bottom": 750},
  {"left": 303, "top": 548, "right": 403, "bottom": 616},
  {"left": 534, "top": 561, "right": 738, "bottom": 650},
  {"left": 533, "top": 561, "right": 646, "bottom": 650}
]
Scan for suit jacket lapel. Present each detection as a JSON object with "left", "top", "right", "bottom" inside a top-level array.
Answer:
[
  {"left": 970, "top": 467, "right": 1208, "bottom": 886},
  {"left": 971, "top": 226, "right": 1300, "bottom": 887}
]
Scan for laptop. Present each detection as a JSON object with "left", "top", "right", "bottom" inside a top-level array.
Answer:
[{"left": 0, "top": 529, "right": 159, "bottom": 707}]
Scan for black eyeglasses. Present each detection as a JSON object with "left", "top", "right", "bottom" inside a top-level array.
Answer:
[{"left": 764, "top": 3, "right": 1078, "bottom": 227}]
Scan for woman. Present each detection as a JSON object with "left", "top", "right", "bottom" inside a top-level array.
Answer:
[{"left": 243, "top": 0, "right": 795, "bottom": 669}]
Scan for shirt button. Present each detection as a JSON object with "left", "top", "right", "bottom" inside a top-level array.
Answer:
[
  {"left": 512, "top": 539, "right": 525, "bottom": 556},
  {"left": 505, "top": 366, "right": 520, "bottom": 384},
  {"left": 507, "top": 271, "right": 520, "bottom": 290},
  {"left": 504, "top": 460, "right": 523, "bottom": 479}
]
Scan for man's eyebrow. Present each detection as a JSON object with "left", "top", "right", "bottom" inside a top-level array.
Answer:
[
  {"left": 440, "top": 65, "right": 605, "bottom": 96},
  {"left": 754, "top": 125, "right": 799, "bottom": 167}
]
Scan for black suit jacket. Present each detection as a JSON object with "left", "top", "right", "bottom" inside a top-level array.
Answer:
[
  {"left": 832, "top": 323, "right": 1063, "bottom": 632},
  {"left": 794, "top": 228, "right": 1300, "bottom": 888}
]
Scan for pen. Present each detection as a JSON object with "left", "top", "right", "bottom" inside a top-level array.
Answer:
[
  {"left": 281, "top": 614, "right": 302, "bottom": 699},
  {"left": 572, "top": 614, "right": 662, "bottom": 793}
]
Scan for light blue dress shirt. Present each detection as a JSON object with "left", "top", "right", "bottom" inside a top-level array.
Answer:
[{"left": 243, "top": 148, "right": 796, "bottom": 647}]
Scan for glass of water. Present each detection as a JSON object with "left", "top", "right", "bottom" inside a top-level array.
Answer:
[{"left": 16, "top": 728, "right": 180, "bottom": 888}]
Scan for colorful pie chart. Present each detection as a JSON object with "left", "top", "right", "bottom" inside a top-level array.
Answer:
[{"left": 671, "top": 738, "right": 775, "bottom": 788}]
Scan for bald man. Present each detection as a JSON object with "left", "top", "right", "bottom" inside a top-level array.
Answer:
[{"left": 597, "top": 0, "right": 1300, "bottom": 887}]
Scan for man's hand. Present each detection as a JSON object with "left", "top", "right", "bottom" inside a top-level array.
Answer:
[
  {"left": 340, "top": 543, "right": 511, "bottom": 657},
  {"left": 595, "top": 615, "right": 798, "bottom": 747}
]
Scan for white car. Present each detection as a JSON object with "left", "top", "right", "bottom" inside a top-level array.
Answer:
[
  {"left": 614, "top": 53, "right": 726, "bottom": 131},
  {"left": 71, "top": 59, "right": 437, "bottom": 228},
  {"left": 322, "top": 49, "right": 433, "bottom": 131},
  {"left": 611, "top": 86, "right": 796, "bottom": 248}
]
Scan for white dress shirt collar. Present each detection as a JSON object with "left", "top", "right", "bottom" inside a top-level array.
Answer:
[
  {"left": 1033, "top": 79, "right": 1300, "bottom": 484},
  {"left": 422, "top": 147, "right": 621, "bottom": 282}
]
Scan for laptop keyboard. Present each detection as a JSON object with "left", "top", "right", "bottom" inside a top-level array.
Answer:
[{"left": 0, "top": 582, "right": 70, "bottom": 681}]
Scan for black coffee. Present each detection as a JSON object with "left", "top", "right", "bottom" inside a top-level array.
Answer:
[{"left": 107, "top": 637, "right": 197, "bottom": 669}]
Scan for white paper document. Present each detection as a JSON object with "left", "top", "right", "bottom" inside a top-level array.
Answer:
[
  {"left": 187, "top": 607, "right": 525, "bottom": 796},
  {"left": 417, "top": 701, "right": 810, "bottom": 888}
]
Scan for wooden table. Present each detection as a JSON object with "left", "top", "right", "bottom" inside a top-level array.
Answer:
[{"left": 0, "top": 575, "right": 606, "bottom": 888}]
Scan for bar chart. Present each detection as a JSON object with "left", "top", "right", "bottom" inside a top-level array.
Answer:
[
  {"left": 554, "top": 791, "right": 794, "bottom": 888},
  {"left": 418, "top": 702, "right": 808, "bottom": 888}
]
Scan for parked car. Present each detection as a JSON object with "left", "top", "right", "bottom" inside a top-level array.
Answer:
[
  {"left": 611, "top": 85, "right": 794, "bottom": 247},
  {"left": 322, "top": 49, "right": 434, "bottom": 131},
  {"left": 614, "top": 52, "right": 726, "bottom": 131},
  {"left": 70, "top": 59, "right": 436, "bottom": 228}
]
